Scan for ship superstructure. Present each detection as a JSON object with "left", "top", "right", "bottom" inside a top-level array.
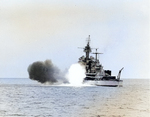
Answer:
[{"left": 78, "top": 35, "right": 123, "bottom": 87}]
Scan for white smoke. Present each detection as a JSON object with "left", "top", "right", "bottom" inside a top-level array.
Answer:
[{"left": 65, "top": 63, "right": 86, "bottom": 86}]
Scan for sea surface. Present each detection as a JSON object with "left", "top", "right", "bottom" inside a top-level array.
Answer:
[{"left": 0, "top": 78, "right": 149, "bottom": 117}]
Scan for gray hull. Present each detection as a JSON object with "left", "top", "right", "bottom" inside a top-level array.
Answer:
[{"left": 84, "top": 80, "right": 123, "bottom": 87}]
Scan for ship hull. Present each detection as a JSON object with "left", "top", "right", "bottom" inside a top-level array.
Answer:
[{"left": 83, "top": 80, "right": 123, "bottom": 87}]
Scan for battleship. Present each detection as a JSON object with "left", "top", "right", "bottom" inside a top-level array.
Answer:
[{"left": 78, "top": 35, "right": 123, "bottom": 87}]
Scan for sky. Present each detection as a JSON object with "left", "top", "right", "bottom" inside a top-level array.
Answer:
[{"left": 0, "top": 0, "right": 149, "bottom": 79}]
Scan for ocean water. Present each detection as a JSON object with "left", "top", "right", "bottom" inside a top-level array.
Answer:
[{"left": 0, "top": 78, "right": 149, "bottom": 117}]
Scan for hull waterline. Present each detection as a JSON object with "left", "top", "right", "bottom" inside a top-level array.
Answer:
[{"left": 83, "top": 80, "right": 123, "bottom": 87}]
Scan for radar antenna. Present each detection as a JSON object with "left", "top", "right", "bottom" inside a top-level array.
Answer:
[
  {"left": 92, "top": 49, "right": 103, "bottom": 61},
  {"left": 86, "top": 35, "right": 91, "bottom": 45}
]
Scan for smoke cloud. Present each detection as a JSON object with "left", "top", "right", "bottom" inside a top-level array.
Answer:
[
  {"left": 27, "top": 59, "right": 67, "bottom": 84},
  {"left": 27, "top": 60, "right": 86, "bottom": 86},
  {"left": 65, "top": 63, "right": 86, "bottom": 86}
]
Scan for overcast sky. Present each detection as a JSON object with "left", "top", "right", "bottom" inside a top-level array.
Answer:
[{"left": 0, "top": 0, "right": 149, "bottom": 79}]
